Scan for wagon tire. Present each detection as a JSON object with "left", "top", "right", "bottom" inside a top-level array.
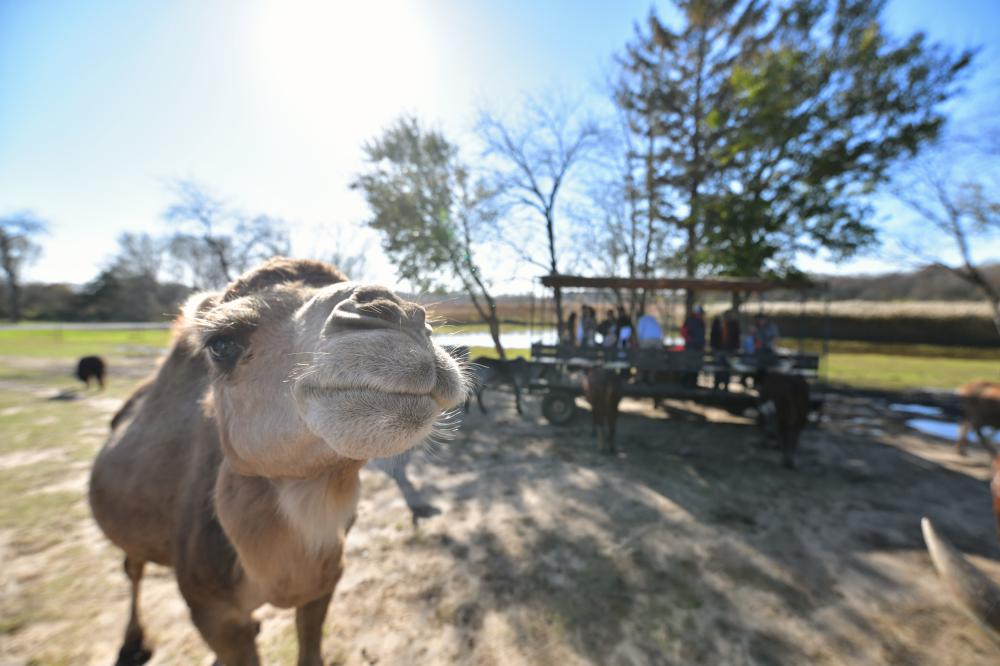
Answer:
[{"left": 542, "top": 393, "right": 577, "bottom": 426}]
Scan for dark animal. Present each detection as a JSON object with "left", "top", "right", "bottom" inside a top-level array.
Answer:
[
  {"left": 956, "top": 380, "right": 1000, "bottom": 456},
  {"left": 582, "top": 366, "right": 624, "bottom": 454},
  {"left": 76, "top": 355, "right": 106, "bottom": 390},
  {"left": 757, "top": 373, "right": 810, "bottom": 469},
  {"left": 444, "top": 345, "right": 528, "bottom": 415}
]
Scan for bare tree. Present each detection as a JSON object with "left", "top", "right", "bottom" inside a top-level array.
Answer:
[
  {"left": 895, "top": 157, "right": 1000, "bottom": 337},
  {"left": 478, "top": 97, "right": 602, "bottom": 337},
  {"left": 109, "top": 231, "right": 164, "bottom": 280},
  {"left": 163, "top": 180, "right": 290, "bottom": 288},
  {"left": 579, "top": 104, "right": 668, "bottom": 315},
  {"left": 0, "top": 211, "right": 47, "bottom": 322},
  {"left": 305, "top": 228, "right": 372, "bottom": 281}
]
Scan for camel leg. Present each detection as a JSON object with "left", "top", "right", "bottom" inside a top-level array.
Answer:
[
  {"left": 295, "top": 592, "right": 333, "bottom": 666},
  {"left": 116, "top": 557, "right": 152, "bottom": 666},
  {"left": 382, "top": 461, "right": 440, "bottom": 526},
  {"left": 956, "top": 421, "right": 969, "bottom": 456},
  {"left": 189, "top": 603, "right": 260, "bottom": 666}
]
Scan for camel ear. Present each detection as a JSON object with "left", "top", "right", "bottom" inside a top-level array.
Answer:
[
  {"left": 176, "top": 291, "right": 222, "bottom": 344},
  {"left": 182, "top": 291, "right": 222, "bottom": 323}
]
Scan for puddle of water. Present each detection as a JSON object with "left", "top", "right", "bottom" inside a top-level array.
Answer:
[
  {"left": 433, "top": 330, "right": 556, "bottom": 349},
  {"left": 906, "top": 418, "right": 1000, "bottom": 443},
  {"left": 890, "top": 403, "right": 943, "bottom": 417},
  {"left": 434, "top": 329, "right": 685, "bottom": 350}
]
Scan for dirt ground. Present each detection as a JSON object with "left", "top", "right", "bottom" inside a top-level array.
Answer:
[{"left": 2, "top": 354, "right": 999, "bottom": 665}]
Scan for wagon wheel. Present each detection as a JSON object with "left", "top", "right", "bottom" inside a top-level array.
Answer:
[{"left": 542, "top": 392, "right": 577, "bottom": 425}]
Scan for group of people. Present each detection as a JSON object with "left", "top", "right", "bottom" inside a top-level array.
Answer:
[
  {"left": 565, "top": 304, "right": 664, "bottom": 349},
  {"left": 565, "top": 303, "right": 778, "bottom": 355},
  {"left": 680, "top": 307, "right": 779, "bottom": 355}
]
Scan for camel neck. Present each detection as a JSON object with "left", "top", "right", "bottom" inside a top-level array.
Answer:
[{"left": 213, "top": 458, "right": 364, "bottom": 608}]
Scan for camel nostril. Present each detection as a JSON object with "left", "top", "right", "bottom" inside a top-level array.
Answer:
[
  {"left": 408, "top": 305, "right": 426, "bottom": 331},
  {"left": 327, "top": 286, "right": 430, "bottom": 339},
  {"left": 353, "top": 286, "right": 401, "bottom": 306}
]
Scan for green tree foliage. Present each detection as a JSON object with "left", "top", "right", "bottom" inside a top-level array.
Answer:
[
  {"left": 615, "top": 0, "right": 973, "bottom": 300},
  {"left": 352, "top": 116, "right": 513, "bottom": 361}
]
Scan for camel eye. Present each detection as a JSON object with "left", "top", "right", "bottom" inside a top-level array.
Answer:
[{"left": 206, "top": 336, "right": 244, "bottom": 364}]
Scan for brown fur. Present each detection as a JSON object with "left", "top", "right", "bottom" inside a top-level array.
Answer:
[
  {"left": 89, "top": 258, "right": 465, "bottom": 666},
  {"left": 221, "top": 257, "right": 346, "bottom": 302},
  {"left": 956, "top": 380, "right": 1000, "bottom": 456},
  {"left": 582, "top": 367, "right": 624, "bottom": 454},
  {"left": 757, "top": 373, "right": 810, "bottom": 469}
]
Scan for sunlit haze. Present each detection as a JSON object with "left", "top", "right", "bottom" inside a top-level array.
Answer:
[{"left": 1, "top": 0, "right": 998, "bottom": 290}]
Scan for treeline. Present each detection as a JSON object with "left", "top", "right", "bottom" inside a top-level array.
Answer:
[
  {"left": 0, "top": 178, "right": 370, "bottom": 323},
  {"left": 823, "top": 265, "right": 1000, "bottom": 302},
  {"left": 0, "top": 276, "right": 191, "bottom": 322}
]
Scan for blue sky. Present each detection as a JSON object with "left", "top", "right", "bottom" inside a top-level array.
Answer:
[{"left": 1, "top": 0, "right": 998, "bottom": 290}]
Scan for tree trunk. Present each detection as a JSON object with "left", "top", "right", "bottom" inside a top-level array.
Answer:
[
  {"left": 988, "top": 295, "right": 1000, "bottom": 340},
  {"left": 487, "top": 313, "right": 523, "bottom": 412},
  {"left": 486, "top": 315, "right": 507, "bottom": 360},
  {"left": 7, "top": 279, "right": 20, "bottom": 322},
  {"left": 545, "top": 207, "right": 564, "bottom": 339},
  {"left": 731, "top": 291, "right": 743, "bottom": 313},
  {"left": 553, "top": 285, "right": 565, "bottom": 342}
]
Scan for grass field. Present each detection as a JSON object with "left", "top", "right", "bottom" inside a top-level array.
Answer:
[
  {"left": 1, "top": 325, "right": 996, "bottom": 391},
  {"left": 0, "top": 327, "right": 171, "bottom": 358}
]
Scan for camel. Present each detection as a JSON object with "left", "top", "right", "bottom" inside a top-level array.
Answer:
[
  {"left": 88, "top": 258, "right": 467, "bottom": 666},
  {"left": 956, "top": 380, "right": 1000, "bottom": 456}
]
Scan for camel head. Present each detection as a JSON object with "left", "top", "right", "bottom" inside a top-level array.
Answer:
[{"left": 183, "top": 257, "right": 466, "bottom": 478}]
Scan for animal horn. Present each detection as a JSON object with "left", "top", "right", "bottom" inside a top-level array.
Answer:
[{"left": 921, "top": 517, "right": 1000, "bottom": 642}]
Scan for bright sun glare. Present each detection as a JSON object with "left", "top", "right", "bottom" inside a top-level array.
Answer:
[{"left": 251, "top": 0, "right": 437, "bottom": 147}]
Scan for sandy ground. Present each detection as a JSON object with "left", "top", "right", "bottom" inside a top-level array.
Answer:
[{"left": 1, "top": 356, "right": 999, "bottom": 665}]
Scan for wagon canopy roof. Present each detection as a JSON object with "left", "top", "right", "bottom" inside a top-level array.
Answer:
[{"left": 540, "top": 274, "right": 818, "bottom": 292}]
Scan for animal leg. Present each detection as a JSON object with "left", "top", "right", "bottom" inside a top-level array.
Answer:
[
  {"left": 781, "top": 431, "right": 797, "bottom": 470},
  {"left": 189, "top": 602, "right": 260, "bottom": 666},
  {"left": 115, "top": 557, "right": 152, "bottom": 666},
  {"left": 975, "top": 426, "right": 998, "bottom": 456},
  {"left": 475, "top": 387, "right": 488, "bottom": 414},
  {"left": 383, "top": 461, "right": 440, "bottom": 526},
  {"left": 512, "top": 382, "right": 523, "bottom": 415},
  {"left": 295, "top": 592, "right": 333, "bottom": 666},
  {"left": 956, "top": 421, "right": 969, "bottom": 456}
]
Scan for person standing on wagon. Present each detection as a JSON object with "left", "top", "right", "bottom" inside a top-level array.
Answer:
[{"left": 637, "top": 308, "right": 663, "bottom": 350}]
